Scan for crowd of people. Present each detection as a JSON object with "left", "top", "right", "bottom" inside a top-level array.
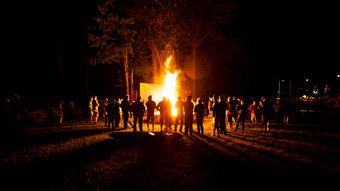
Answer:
[
  {"left": 88, "top": 95, "right": 202, "bottom": 136},
  {"left": 1, "top": 91, "right": 338, "bottom": 141},
  {"left": 87, "top": 93, "right": 339, "bottom": 137},
  {"left": 87, "top": 94, "right": 311, "bottom": 137}
]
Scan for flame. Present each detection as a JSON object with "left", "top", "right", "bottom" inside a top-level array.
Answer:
[{"left": 161, "top": 56, "right": 178, "bottom": 116}]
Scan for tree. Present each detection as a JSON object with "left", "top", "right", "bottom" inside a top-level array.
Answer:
[
  {"left": 179, "top": 0, "right": 237, "bottom": 98},
  {"left": 132, "top": 0, "right": 183, "bottom": 83},
  {"left": 88, "top": 0, "right": 136, "bottom": 98}
]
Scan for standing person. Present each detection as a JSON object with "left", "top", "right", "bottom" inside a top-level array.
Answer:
[
  {"left": 212, "top": 95, "right": 220, "bottom": 137},
  {"left": 235, "top": 99, "right": 248, "bottom": 132},
  {"left": 157, "top": 97, "right": 168, "bottom": 132},
  {"left": 120, "top": 95, "right": 130, "bottom": 130},
  {"left": 208, "top": 97, "right": 214, "bottom": 119},
  {"left": 194, "top": 98, "right": 204, "bottom": 135},
  {"left": 226, "top": 96, "right": 235, "bottom": 131},
  {"left": 106, "top": 99, "right": 115, "bottom": 130},
  {"left": 165, "top": 98, "right": 172, "bottom": 132},
  {"left": 262, "top": 98, "right": 273, "bottom": 132},
  {"left": 274, "top": 99, "right": 281, "bottom": 124},
  {"left": 113, "top": 98, "right": 121, "bottom": 128},
  {"left": 249, "top": 100, "right": 257, "bottom": 127},
  {"left": 313, "top": 86, "right": 319, "bottom": 97},
  {"left": 257, "top": 99, "right": 263, "bottom": 126},
  {"left": 92, "top": 96, "right": 99, "bottom": 124},
  {"left": 69, "top": 101, "right": 76, "bottom": 122},
  {"left": 184, "top": 96, "right": 194, "bottom": 136},
  {"left": 231, "top": 97, "right": 239, "bottom": 125},
  {"left": 282, "top": 98, "right": 292, "bottom": 125},
  {"left": 324, "top": 85, "right": 330, "bottom": 98},
  {"left": 103, "top": 98, "right": 109, "bottom": 126},
  {"left": 145, "top": 95, "right": 157, "bottom": 131},
  {"left": 217, "top": 95, "right": 229, "bottom": 135},
  {"left": 130, "top": 96, "right": 145, "bottom": 132},
  {"left": 59, "top": 100, "right": 65, "bottom": 124},
  {"left": 89, "top": 97, "right": 94, "bottom": 124},
  {"left": 174, "top": 97, "right": 184, "bottom": 132}
]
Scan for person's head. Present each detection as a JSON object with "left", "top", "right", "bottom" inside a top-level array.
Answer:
[
  {"left": 198, "top": 98, "right": 203, "bottom": 104},
  {"left": 123, "top": 95, "right": 129, "bottom": 100},
  {"left": 177, "top": 97, "right": 182, "bottom": 101},
  {"left": 187, "top": 96, "right": 192, "bottom": 102},
  {"left": 148, "top": 95, "right": 152, "bottom": 101},
  {"left": 220, "top": 95, "right": 226, "bottom": 102},
  {"left": 137, "top": 96, "right": 141, "bottom": 101},
  {"left": 163, "top": 97, "right": 167, "bottom": 101},
  {"left": 94, "top": 95, "right": 97, "bottom": 100},
  {"left": 90, "top": 97, "right": 93, "bottom": 101},
  {"left": 214, "top": 95, "right": 218, "bottom": 101},
  {"left": 253, "top": 100, "right": 256, "bottom": 105}
]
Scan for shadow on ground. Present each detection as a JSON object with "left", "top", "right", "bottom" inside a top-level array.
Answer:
[{"left": 1, "top": 125, "right": 339, "bottom": 190}]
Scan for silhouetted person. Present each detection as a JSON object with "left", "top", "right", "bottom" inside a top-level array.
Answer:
[
  {"left": 145, "top": 95, "right": 157, "bottom": 131},
  {"left": 120, "top": 95, "right": 130, "bottom": 130},
  {"left": 130, "top": 96, "right": 145, "bottom": 132},
  {"left": 157, "top": 97, "right": 168, "bottom": 132},
  {"left": 59, "top": 100, "right": 64, "bottom": 124},
  {"left": 313, "top": 86, "right": 319, "bottom": 97},
  {"left": 69, "top": 101, "right": 76, "bottom": 122},
  {"left": 324, "top": 85, "right": 330, "bottom": 98},
  {"left": 249, "top": 100, "right": 257, "bottom": 127},
  {"left": 89, "top": 97, "right": 94, "bottom": 124},
  {"left": 217, "top": 95, "right": 229, "bottom": 135},
  {"left": 92, "top": 96, "right": 99, "bottom": 124},
  {"left": 113, "top": 98, "right": 121, "bottom": 128},
  {"left": 282, "top": 98, "right": 292, "bottom": 125},
  {"left": 208, "top": 96, "right": 214, "bottom": 119},
  {"left": 174, "top": 97, "right": 184, "bottom": 132},
  {"left": 106, "top": 99, "right": 115, "bottom": 130},
  {"left": 226, "top": 96, "right": 235, "bottom": 131},
  {"left": 235, "top": 99, "right": 247, "bottom": 132},
  {"left": 194, "top": 98, "right": 204, "bottom": 135},
  {"left": 103, "top": 98, "right": 109, "bottom": 126},
  {"left": 165, "top": 99, "right": 172, "bottom": 132},
  {"left": 212, "top": 95, "right": 220, "bottom": 137},
  {"left": 274, "top": 99, "right": 281, "bottom": 124},
  {"left": 262, "top": 98, "right": 273, "bottom": 131},
  {"left": 184, "top": 96, "right": 194, "bottom": 136}
]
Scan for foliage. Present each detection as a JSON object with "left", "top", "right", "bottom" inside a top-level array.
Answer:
[
  {"left": 88, "top": 0, "right": 237, "bottom": 83},
  {"left": 88, "top": 0, "right": 135, "bottom": 66}
]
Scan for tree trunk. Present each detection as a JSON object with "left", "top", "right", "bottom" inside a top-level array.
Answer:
[
  {"left": 131, "top": 69, "right": 134, "bottom": 100},
  {"left": 192, "top": 43, "right": 196, "bottom": 100},
  {"left": 123, "top": 50, "right": 130, "bottom": 98},
  {"left": 151, "top": 47, "right": 158, "bottom": 83},
  {"left": 151, "top": 43, "right": 163, "bottom": 84}
]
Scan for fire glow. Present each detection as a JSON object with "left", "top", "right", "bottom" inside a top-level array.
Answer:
[{"left": 161, "top": 56, "right": 179, "bottom": 116}]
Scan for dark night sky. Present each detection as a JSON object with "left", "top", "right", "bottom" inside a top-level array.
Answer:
[{"left": 2, "top": 0, "right": 339, "bottom": 105}]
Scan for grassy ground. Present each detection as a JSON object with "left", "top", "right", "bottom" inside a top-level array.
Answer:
[{"left": 0, "top": 118, "right": 339, "bottom": 190}]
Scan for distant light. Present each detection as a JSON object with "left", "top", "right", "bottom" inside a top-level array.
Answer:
[
  {"left": 337, "top": 74, "right": 340, "bottom": 78},
  {"left": 281, "top": 80, "right": 285, "bottom": 82},
  {"left": 306, "top": 79, "right": 309, "bottom": 82}
]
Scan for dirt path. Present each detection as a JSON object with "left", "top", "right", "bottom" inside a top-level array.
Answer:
[{"left": 1, "top": 119, "right": 339, "bottom": 190}]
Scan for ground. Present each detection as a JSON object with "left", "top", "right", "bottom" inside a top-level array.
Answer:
[{"left": 1, "top": 118, "right": 339, "bottom": 190}]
